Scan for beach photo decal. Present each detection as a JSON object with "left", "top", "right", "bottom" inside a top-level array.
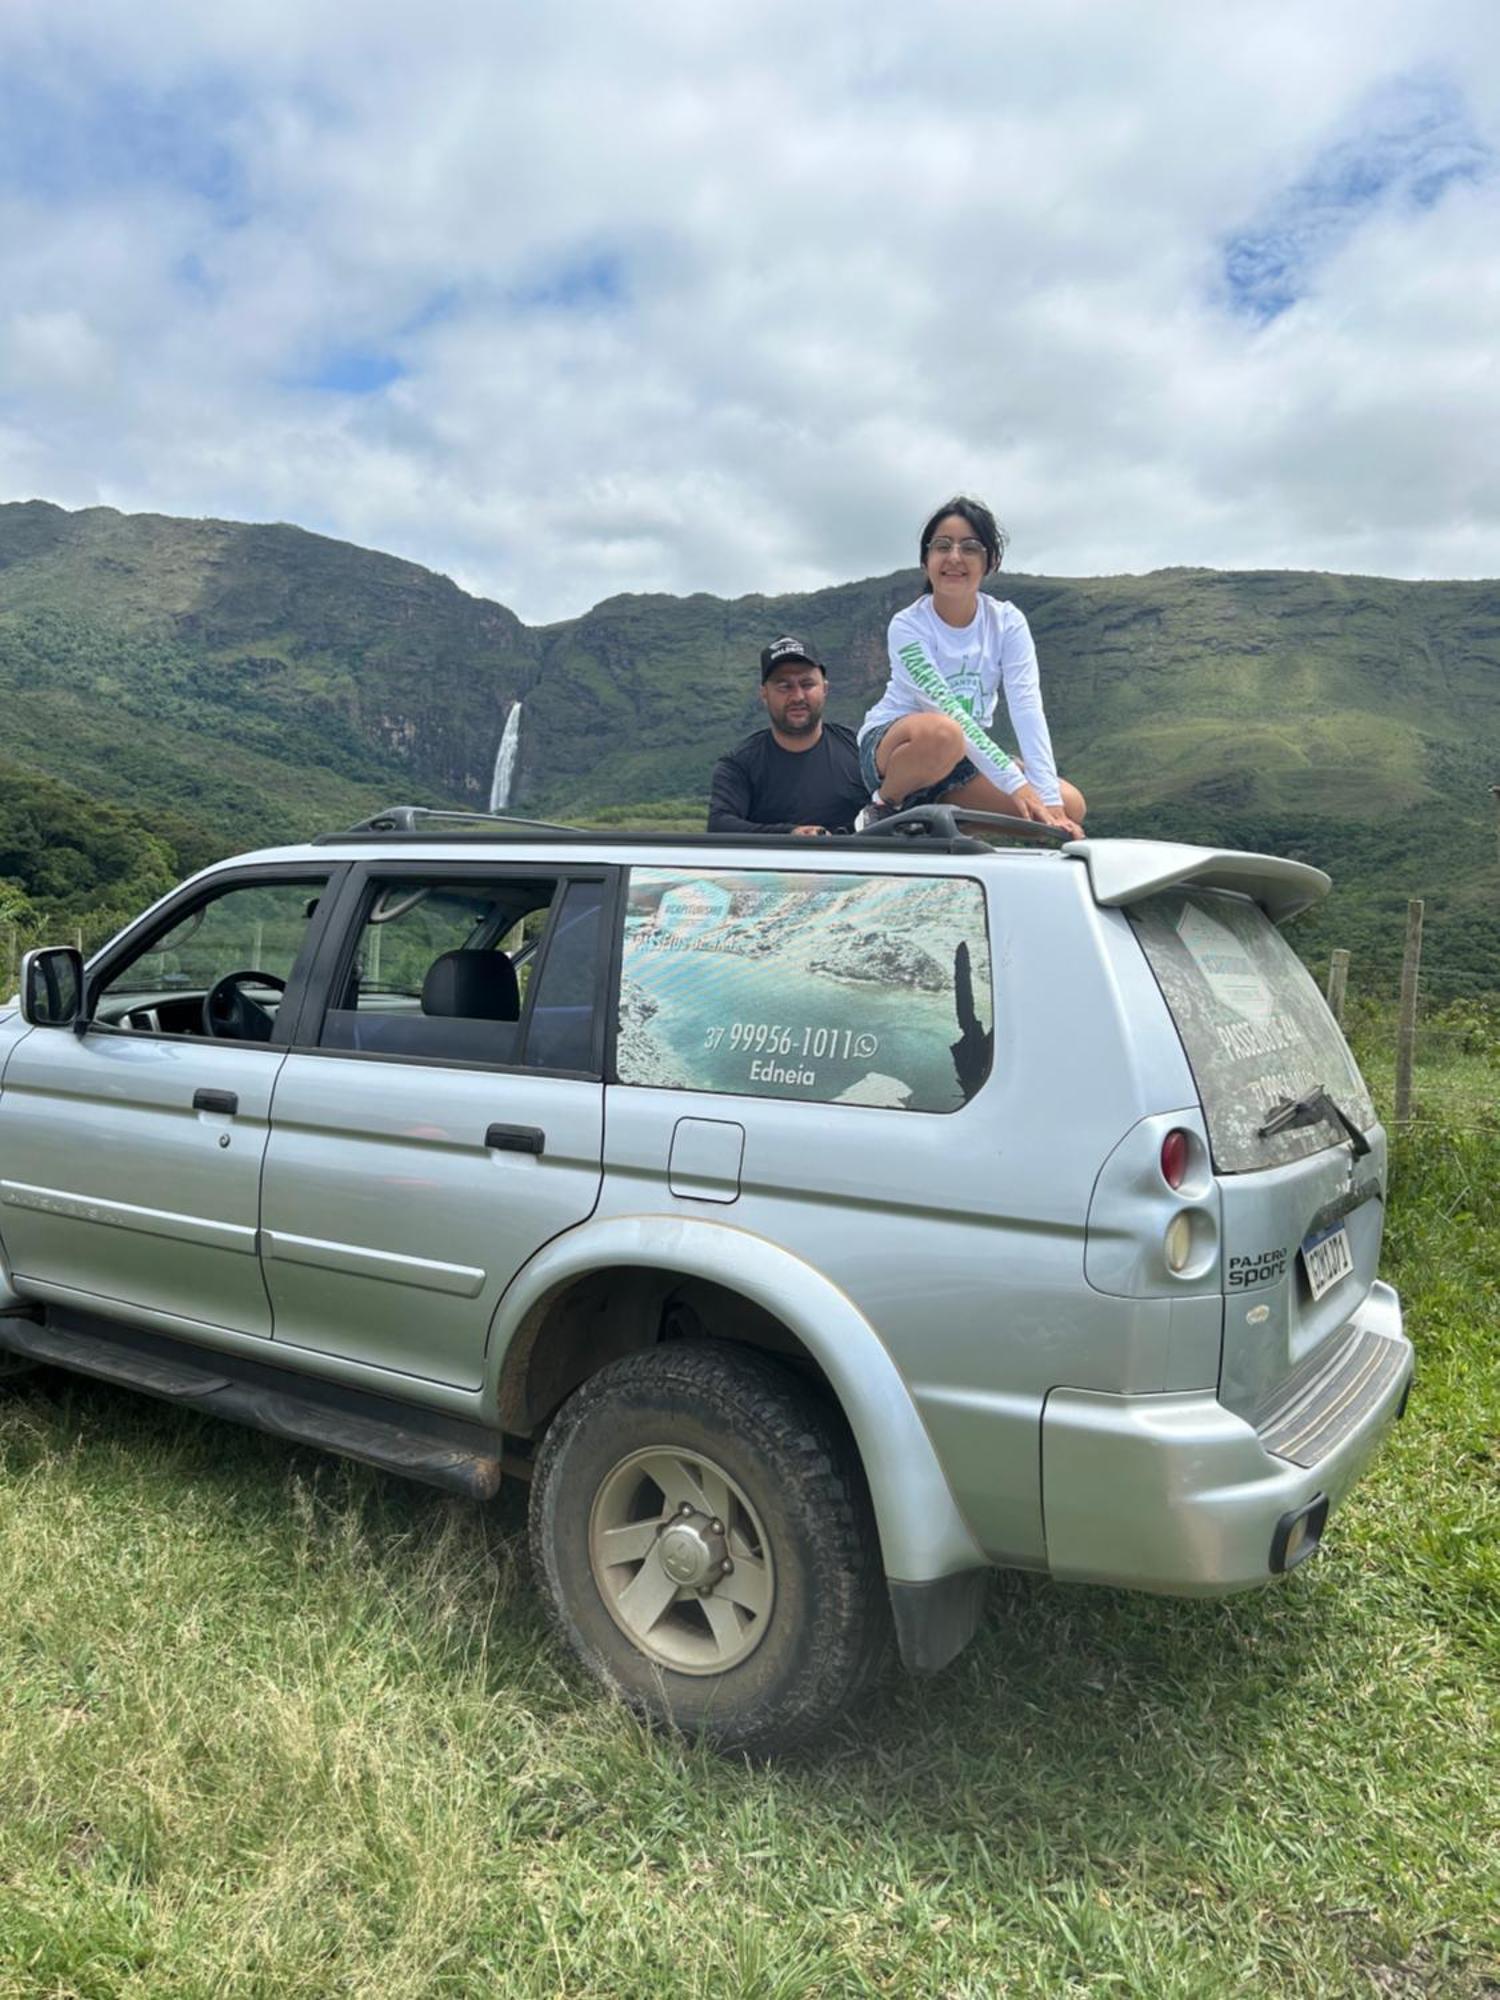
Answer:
[{"left": 617, "top": 869, "right": 993, "bottom": 1113}]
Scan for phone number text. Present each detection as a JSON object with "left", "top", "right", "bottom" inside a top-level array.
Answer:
[{"left": 704, "top": 1022, "right": 879, "bottom": 1060}]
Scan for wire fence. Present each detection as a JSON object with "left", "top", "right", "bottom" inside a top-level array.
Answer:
[
  {"left": 1327, "top": 903, "right": 1498, "bottom": 1137},
  {"left": 1345, "top": 1018, "right": 1497, "bottom": 1136}
]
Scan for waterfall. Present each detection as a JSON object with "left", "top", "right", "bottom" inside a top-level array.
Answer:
[{"left": 488, "top": 700, "right": 522, "bottom": 812}]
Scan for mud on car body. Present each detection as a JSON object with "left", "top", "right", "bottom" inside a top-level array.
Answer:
[{"left": 0, "top": 806, "right": 1412, "bottom": 1752}]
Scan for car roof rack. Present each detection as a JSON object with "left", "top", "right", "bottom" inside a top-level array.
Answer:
[
  {"left": 314, "top": 804, "right": 584, "bottom": 842},
  {"left": 310, "top": 801, "right": 1069, "bottom": 854},
  {"left": 858, "top": 804, "right": 1072, "bottom": 845}
]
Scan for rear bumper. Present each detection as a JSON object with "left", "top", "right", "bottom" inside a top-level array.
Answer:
[{"left": 1041, "top": 1280, "right": 1410, "bottom": 1594}]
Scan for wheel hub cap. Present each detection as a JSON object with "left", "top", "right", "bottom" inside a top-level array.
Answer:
[
  {"left": 588, "top": 1447, "right": 776, "bottom": 1676},
  {"left": 658, "top": 1515, "right": 726, "bottom": 1588}
]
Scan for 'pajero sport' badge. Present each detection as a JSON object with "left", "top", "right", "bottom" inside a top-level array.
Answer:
[{"left": 1227, "top": 1247, "right": 1289, "bottom": 1289}]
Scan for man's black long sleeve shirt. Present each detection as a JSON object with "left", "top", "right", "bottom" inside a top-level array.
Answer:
[{"left": 707, "top": 724, "right": 868, "bottom": 835}]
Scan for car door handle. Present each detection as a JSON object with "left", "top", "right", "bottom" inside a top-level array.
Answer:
[
  {"left": 485, "top": 1122, "right": 545, "bottom": 1156},
  {"left": 193, "top": 1088, "right": 239, "bottom": 1116}
]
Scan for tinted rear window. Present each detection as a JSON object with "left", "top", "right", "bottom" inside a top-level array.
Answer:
[{"left": 1128, "top": 889, "right": 1375, "bottom": 1172}]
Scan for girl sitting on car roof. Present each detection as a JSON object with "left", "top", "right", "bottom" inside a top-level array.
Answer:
[{"left": 858, "top": 496, "right": 1085, "bottom": 837}]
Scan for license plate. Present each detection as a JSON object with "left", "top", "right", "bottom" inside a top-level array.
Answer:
[{"left": 1301, "top": 1221, "right": 1354, "bottom": 1301}]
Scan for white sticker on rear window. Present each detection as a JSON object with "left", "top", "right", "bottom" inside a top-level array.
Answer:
[
  {"left": 1129, "top": 889, "right": 1375, "bottom": 1173},
  {"left": 1175, "top": 903, "right": 1275, "bottom": 1023}
]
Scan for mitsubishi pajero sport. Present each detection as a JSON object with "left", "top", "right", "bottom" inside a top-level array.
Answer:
[{"left": 0, "top": 805, "right": 1413, "bottom": 1751}]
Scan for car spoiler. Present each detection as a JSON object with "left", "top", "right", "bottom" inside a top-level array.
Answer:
[{"left": 1061, "top": 839, "right": 1331, "bottom": 925}]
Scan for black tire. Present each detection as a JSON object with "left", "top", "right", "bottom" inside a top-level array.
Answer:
[{"left": 528, "top": 1341, "right": 889, "bottom": 1754}]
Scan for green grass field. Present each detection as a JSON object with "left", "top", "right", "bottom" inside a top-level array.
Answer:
[{"left": 1, "top": 1099, "right": 1495, "bottom": 1995}]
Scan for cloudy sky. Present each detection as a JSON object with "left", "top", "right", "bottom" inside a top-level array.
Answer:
[{"left": 2, "top": 0, "right": 1497, "bottom": 622}]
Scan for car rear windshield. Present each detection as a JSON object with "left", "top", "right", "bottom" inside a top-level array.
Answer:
[{"left": 1128, "top": 888, "right": 1376, "bottom": 1173}]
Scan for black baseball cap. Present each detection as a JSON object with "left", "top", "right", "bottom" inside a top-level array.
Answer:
[{"left": 759, "top": 634, "right": 825, "bottom": 681}]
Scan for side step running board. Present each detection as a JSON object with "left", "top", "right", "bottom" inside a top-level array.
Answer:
[{"left": 0, "top": 1317, "right": 502, "bottom": 1501}]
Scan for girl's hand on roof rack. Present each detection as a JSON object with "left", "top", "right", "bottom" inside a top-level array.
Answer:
[
  {"left": 1004, "top": 783, "right": 1083, "bottom": 840},
  {"left": 1038, "top": 801, "right": 1084, "bottom": 839}
]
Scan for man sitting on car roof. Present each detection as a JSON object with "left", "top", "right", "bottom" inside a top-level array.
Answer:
[{"left": 707, "top": 635, "right": 869, "bottom": 837}]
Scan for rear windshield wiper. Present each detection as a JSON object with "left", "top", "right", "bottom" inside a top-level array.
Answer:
[{"left": 1258, "top": 1085, "right": 1371, "bottom": 1158}]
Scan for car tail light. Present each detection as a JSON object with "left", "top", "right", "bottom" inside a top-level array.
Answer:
[
  {"left": 1164, "top": 1211, "right": 1194, "bottom": 1272},
  {"left": 1160, "top": 1129, "right": 1189, "bottom": 1189}
]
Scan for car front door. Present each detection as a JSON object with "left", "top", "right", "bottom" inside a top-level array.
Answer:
[
  {"left": 0, "top": 870, "right": 337, "bottom": 1337},
  {"left": 258, "top": 863, "right": 610, "bottom": 1390}
]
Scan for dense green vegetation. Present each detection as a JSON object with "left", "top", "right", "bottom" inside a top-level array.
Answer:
[
  {"left": 1123, "top": 802, "right": 1500, "bottom": 998},
  {"left": 0, "top": 1034, "right": 1494, "bottom": 1996},
  {"left": 2, "top": 500, "right": 1497, "bottom": 991},
  {"left": 0, "top": 766, "right": 183, "bottom": 941}
]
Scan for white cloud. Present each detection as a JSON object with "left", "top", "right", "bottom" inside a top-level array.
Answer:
[{"left": 0, "top": 0, "right": 1496, "bottom": 619}]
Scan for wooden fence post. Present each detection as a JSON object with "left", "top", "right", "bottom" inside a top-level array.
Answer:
[
  {"left": 1394, "top": 900, "right": 1424, "bottom": 1126},
  {"left": 1325, "top": 948, "right": 1350, "bottom": 1025}
]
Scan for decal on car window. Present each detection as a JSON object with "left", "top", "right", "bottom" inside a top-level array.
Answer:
[{"left": 617, "top": 869, "right": 993, "bottom": 1112}]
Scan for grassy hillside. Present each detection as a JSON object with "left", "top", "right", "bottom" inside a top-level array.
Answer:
[
  {"left": 0, "top": 504, "right": 537, "bottom": 829},
  {"left": 2, "top": 501, "right": 1496, "bottom": 990}
]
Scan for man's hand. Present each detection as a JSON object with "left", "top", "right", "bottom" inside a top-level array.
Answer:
[
  {"left": 791, "top": 824, "right": 829, "bottom": 837},
  {"left": 1005, "top": 783, "right": 1082, "bottom": 840}
]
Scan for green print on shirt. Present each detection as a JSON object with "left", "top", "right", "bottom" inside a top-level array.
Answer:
[{"left": 897, "top": 643, "right": 1014, "bottom": 776}]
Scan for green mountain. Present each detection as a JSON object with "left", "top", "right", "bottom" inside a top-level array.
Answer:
[{"left": 2, "top": 500, "right": 1496, "bottom": 991}]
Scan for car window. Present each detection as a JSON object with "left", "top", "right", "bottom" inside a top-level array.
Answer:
[
  {"left": 1128, "top": 888, "right": 1377, "bottom": 1172},
  {"left": 525, "top": 880, "right": 607, "bottom": 1072},
  {"left": 615, "top": 869, "right": 993, "bottom": 1112},
  {"left": 319, "top": 874, "right": 603, "bottom": 1071},
  {"left": 340, "top": 884, "right": 507, "bottom": 1002},
  {"left": 96, "top": 877, "right": 330, "bottom": 1037}
]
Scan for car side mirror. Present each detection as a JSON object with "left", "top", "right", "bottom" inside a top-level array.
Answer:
[{"left": 20, "top": 947, "right": 86, "bottom": 1030}]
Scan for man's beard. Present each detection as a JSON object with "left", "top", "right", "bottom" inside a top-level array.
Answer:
[{"left": 776, "top": 707, "right": 820, "bottom": 736}]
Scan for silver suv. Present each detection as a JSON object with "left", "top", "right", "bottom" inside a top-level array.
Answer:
[{"left": 0, "top": 805, "right": 1412, "bottom": 1752}]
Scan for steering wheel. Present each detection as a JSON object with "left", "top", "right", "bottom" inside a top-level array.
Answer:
[{"left": 202, "top": 969, "right": 287, "bottom": 1042}]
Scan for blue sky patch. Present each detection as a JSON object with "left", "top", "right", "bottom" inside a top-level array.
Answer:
[
  {"left": 1221, "top": 74, "right": 1491, "bottom": 322},
  {"left": 514, "top": 250, "right": 629, "bottom": 313},
  {"left": 403, "top": 286, "right": 464, "bottom": 336},
  {"left": 393, "top": 253, "right": 630, "bottom": 345},
  {"left": 0, "top": 68, "right": 249, "bottom": 218},
  {"left": 172, "top": 252, "right": 218, "bottom": 301},
  {"left": 303, "top": 349, "right": 407, "bottom": 396},
  {"left": 393, "top": 254, "right": 629, "bottom": 344}
]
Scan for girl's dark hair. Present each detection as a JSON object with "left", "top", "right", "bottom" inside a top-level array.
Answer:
[{"left": 918, "top": 495, "right": 1008, "bottom": 591}]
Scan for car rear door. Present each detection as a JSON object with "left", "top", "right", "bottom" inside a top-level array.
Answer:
[
  {"left": 1124, "top": 883, "right": 1389, "bottom": 1426},
  {"left": 258, "top": 861, "right": 610, "bottom": 1390}
]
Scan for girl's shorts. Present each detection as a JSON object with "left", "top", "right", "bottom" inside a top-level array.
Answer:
[{"left": 858, "top": 718, "right": 981, "bottom": 806}]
